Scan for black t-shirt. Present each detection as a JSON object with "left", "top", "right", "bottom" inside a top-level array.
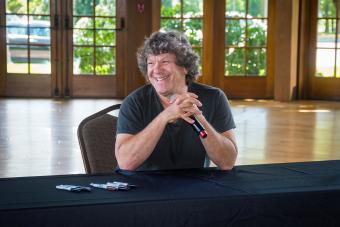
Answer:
[{"left": 117, "top": 82, "right": 235, "bottom": 171}]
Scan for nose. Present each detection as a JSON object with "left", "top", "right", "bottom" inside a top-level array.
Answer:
[{"left": 152, "top": 61, "right": 162, "bottom": 73}]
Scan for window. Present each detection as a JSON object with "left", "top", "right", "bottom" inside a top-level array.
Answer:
[
  {"left": 160, "top": 0, "right": 203, "bottom": 70},
  {"left": 6, "top": 0, "right": 51, "bottom": 74},
  {"left": 225, "top": 0, "right": 268, "bottom": 76},
  {"left": 316, "top": 0, "right": 340, "bottom": 78},
  {"left": 72, "top": 0, "right": 116, "bottom": 75}
]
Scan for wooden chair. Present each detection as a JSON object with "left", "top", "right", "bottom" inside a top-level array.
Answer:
[{"left": 77, "top": 104, "right": 121, "bottom": 174}]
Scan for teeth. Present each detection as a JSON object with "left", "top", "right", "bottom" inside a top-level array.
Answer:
[{"left": 156, "top": 76, "right": 168, "bottom": 81}]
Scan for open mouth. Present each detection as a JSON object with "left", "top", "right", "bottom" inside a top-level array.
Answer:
[{"left": 155, "top": 75, "right": 169, "bottom": 81}]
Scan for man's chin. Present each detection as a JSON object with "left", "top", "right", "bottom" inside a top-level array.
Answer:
[{"left": 156, "top": 89, "right": 172, "bottom": 97}]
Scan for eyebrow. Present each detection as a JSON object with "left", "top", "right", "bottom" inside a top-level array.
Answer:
[{"left": 147, "top": 57, "right": 170, "bottom": 63}]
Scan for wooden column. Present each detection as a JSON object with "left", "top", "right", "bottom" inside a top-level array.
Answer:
[
  {"left": 123, "top": 0, "right": 153, "bottom": 96},
  {"left": 202, "top": 0, "right": 225, "bottom": 87},
  {"left": 0, "top": 0, "right": 6, "bottom": 96},
  {"left": 297, "top": 0, "right": 313, "bottom": 99},
  {"left": 273, "top": 0, "right": 300, "bottom": 101}
]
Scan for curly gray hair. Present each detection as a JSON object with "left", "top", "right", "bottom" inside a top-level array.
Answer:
[{"left": 137, "top": 30, "right": 200, "bottom": 83}]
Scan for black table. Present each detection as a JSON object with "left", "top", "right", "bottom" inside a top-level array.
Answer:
[{"left": 1, "top": 160, "right": 340, "bottom": 226}]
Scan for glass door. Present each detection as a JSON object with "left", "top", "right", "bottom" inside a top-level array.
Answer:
[
  {"left": 309, "top": 0, "right": 340, "bottom": 100},
  {"left": 223, "top": 0, "right": 273, "bottom": 99},
  {"left": 68, "top": 0, "right": 124, "bottom": 97},
  {"left": 4, "top": 0, "right": 53, "bottom": 97},
  {"left": 1, "top": 0, "right": 123, "bottom": 98}
]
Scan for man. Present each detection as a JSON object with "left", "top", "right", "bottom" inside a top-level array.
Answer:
[{"left": 115, "top": 31, "right": 237, "bottom": 171}]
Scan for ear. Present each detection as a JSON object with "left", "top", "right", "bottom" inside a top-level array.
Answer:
[{"left": 182, "top": 67, "right": 188, "bottom": 75}]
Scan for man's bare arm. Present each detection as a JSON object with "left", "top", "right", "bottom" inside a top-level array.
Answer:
[
  {"left": 115, "top": 113, "right": 169, "bottom": 170},
  {"left": 195, "top": 114, "right": 238, "bottom": 170}
]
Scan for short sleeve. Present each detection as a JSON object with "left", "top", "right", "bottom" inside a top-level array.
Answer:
[
  {"left": 211, "top": 89, "right": 236, "bottom": 133},
  {"left": 116, "top": 95, "right": 144, "bottom": 135}
]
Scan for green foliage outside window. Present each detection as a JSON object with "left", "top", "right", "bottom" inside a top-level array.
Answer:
[
  {"left": 73, "top": 0, "right": 116, "bottom": 75},
  {"left": 225, "top": 0, "right": 267, "bottom": 76},
  {"left": 316, "top": 0, "right": 339, "bottom": 77},
  {"left": 161, "top": 0, "right": 181, "bottom": 17},
  {"left": 161, "top": 0, "right": 203, "bottom": 71}
]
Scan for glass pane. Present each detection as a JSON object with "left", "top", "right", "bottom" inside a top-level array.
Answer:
[
  {"left": 336, "top": 50, "right": 340, "bottom": 78},
  {"left": 338, "top": 20, "right": 340, "bottom": 47},
  {"left": 226, "top": 0, "right": 246, "bottom": 18},
  {"left": 7, "top": 44, "right": 28, "bottom": 64},
  {"left": 7, "top": 44, "right": 28, "bottom": 74},
  {"left": 30, "top": 46, "right": 51, "bottom": 74},
  {"left": 73, "top": 29, "right": 94, "bottom": 45},
  {"left": 95, "top": 17, "right": 116, "bottom": 29},
  {"left": 161, "top": 0, "right": 181, "bottom": 18},
  {"left": 95, "top": 0, "right": 116, "bottom": 16},
  {"left": 161, "top": 19, "right": 181, "bottom": 31},
  {"left": 225, "top": 19, "right": 246, "bottom": 47},
  {"left": 6, "top": 0, "right": 27, "bottom": 14},
  {"left": 73, "top": 17, "right": 94, "bottom": 29},
  {"left": 225, "top": 48, "right": 245, "bottom": 75},
  {"left": 6, "top": 15, "right": 28, "bottom": 45},
  {"left": 7, "top": 61, "right": 29, "bottom": 73},
  {"left": 248, "top": 0, "right": 268, "bottom": 17},
  {"left": 30, "top": 45, "right": 50, "bottom": 63},
  {"left": 7, "top": 26, "right": 28, "bottom": 44},
  {"left": 246, "top": 48, "right": 266, "bottom": 75},
  {"left": 28, "top": 18, "right": 50, "bottom": 45},
  {"left": 193, "top": 47, "right": 202, "bottom": 73},
  {"left": 73, "top": 47, "right": 94, "bottom": 74},
  {"left": 317, "top": 19, "right": 336, "bottom": 48},
  {"left": 318, "top": 0, "right": 336, "bottom": 18},
  {"left": 247, "top": 19, "right": 267, "bottom": 46},
  {"left": 183, "top": 0, "right": 203, "bottom": 18},
  {"left": 29, "top": 0, "right": 50, "bottom": 15},
  {"left": 96, "top": 30, "right": 115, "bottom": 46},
  {"left": 6, "top": 15, "right": 28, "bottom": 24},
  {"left": 29, "top": 28, "right": 50, "bottom": 44},
  {"left": 73, "top": 0, "right": 94, "bottom": 16},
  {"left": 183, "top": 19, "right": 202, "bottom": 46},
  {"left": 316, "top": 48, "right": 335, "bottom": 77},
  {"left": 29, "top": 15, "right": 50, "bottom": 24},
  {"left": 29, "top": 15, "right": 50, "bottom": 23},
  {"left": 96, "top": 47, "right": 115, "bottom": 74}
]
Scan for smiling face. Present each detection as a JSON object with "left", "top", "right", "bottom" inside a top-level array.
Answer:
[{"left": 147, "top": 53, "right": 188, "bottom": 98}]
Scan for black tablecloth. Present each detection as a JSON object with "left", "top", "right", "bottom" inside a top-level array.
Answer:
[{"left": 1, "top": 160, "right": 340, "bottom": 226}]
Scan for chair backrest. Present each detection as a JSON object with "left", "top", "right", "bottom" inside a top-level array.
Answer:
[{"left": 77, "top": 104, "right": 121, "bottom": 174}]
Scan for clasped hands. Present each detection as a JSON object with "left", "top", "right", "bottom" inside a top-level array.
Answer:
[{"left": 161, "top": 92, "right": 202, "bottom": 124}]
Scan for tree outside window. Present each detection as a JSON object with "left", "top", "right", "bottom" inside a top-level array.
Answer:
[
  {"left": 72, "top": 0, "right": 116, "bottom": 75},
  {"left": 160, "top": 0, "right": 203, "bottom": 72},
  {"left": 316, "top": 0, "right": 340, "bottom": 78},
  {"left": 225, "top": 0, "right": 268, "bottom": 76}
]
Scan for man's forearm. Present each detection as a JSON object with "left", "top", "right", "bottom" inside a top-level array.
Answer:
[
  {"left": 196, "top": 115, "right": 238, "bottom": 170},
  {"left": 115, "top": 113, "right": 168, "bottom": 170}
]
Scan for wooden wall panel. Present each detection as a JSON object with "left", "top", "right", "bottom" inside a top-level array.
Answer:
[
  {"left": 297, "top": 0, "right": 312, "bottom": 99},
  {"left": 223, "top": 77, "right": 268, "bottom": 99},
  {"left": 273, "top": 0, "right": 300, "bottom": 101},
  {"left": 0, "top": 0, "right": 5, "bottom": 96},
  {"left": 310, "top": 78, "right": 340, "bottom": 100},
  {"left": 202, "top": 0, "right": 225, "bottom": 87},
  {"left": 5, "top": 75, "right": 51, "bottom": 97},
  {"left": 123, "top": 0, "right": 152, "bottom": 96},
  {"left": 72, "top": 76, "right": 118, "bottom": 97}
]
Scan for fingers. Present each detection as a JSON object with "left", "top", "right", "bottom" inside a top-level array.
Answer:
[
  {"left": 181, "top": 105, "right": 202, "bottom": 116},
  {"left": 173, "top": 93, "right": 202, "bottom": 107},
  {"left": 181, "top": 112, "right": 196, "bottom": 124},
  {"left": 164, "top": 92, "right": 203, "bottom": 123},
  {"left": 174, "top": 93, "right": 203, "bottom": 123}
]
